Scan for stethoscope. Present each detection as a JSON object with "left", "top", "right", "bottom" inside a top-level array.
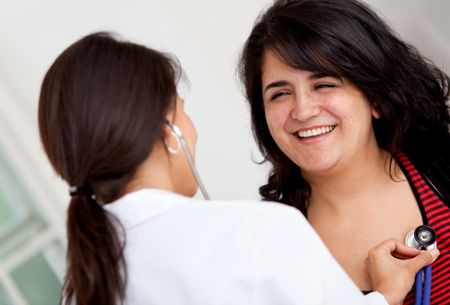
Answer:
[
  {"left": 166, "top": 121, "right": 210, "bottom": 200},
  {"left": 404, "top": 225, "right": 437, "bottom": 305}
]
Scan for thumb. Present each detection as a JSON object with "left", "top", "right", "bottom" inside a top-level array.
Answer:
[{"left": 409, "top": 249, "right": 439, "bottom": 272}]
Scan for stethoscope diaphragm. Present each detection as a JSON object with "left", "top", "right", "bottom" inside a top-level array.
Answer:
[{"left": 405, "top": 225, "right": 437, "bottom": 250}]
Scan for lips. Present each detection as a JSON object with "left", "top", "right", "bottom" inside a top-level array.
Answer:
[{"left": 296, "top": 125, "right": 336, "bottom": 139}]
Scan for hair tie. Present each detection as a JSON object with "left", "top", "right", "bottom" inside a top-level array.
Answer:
[{"left": 69, "top": 186, "right": 91, "bottom": 197}]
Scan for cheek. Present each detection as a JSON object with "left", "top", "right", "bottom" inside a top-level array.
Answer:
[
  {"left": 189, "top": 119, "right": 197, "bottom": 142},
  {"left": 335, "top": 101, "right": 375, "bottom": 139},
  {"left": 188, "top": 121, "right": 197, "bottom": 154},
  {"left": 264, "top": 107, "right": 291, "bottom": 149},
  {"left": 264, "top": 110, "right": 280, "bottom": 140},
  {"left": 265, "top": 105, "right": 288, "bottom": 131},
  {"left": 182, "top": 114, "right": 195, "bottom": 139}
]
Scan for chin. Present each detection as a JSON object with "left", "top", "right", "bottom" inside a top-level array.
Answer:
[
  {"left": 302, "top": 165, "right": 341, "bottom": 178},
  {"left": 298, "top": 160, "right": 338, "bottom": 176},
  {"left": 294, "top": 154, "right": 337, "bottom": 171},
  {"left": 182, "top": 184, "right": 198, "bottom": 198}
]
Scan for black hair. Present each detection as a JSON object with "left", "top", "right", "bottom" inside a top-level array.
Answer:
[{"left": 239, "top": 0, "right": 450, "bottom": 214}]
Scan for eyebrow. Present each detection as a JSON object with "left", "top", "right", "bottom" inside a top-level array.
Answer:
[
  {"left": 263, "top": 80, "right": 289, "bottom": 94},
  {"left": 263, "top": 72, "right": 340, "bottom": 94}
]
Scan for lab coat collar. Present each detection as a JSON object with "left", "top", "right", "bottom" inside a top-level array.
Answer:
[{"left": 103, "top": 188, "right": 192, "bottom": 229}]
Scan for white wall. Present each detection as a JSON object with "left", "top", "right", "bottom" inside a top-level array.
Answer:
[
  {"left": 0, "top": 0, "right": 449, "bottom": 210},
  {"left": 0, "top": 0, "right": 271, "bottom": 208}
]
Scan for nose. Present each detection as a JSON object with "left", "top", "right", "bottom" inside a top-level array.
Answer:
[{"left": 290, "top": 91, "right": 320, "bottom": 121}]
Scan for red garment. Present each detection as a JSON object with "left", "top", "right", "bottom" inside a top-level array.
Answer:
[{"left": 398, "top": 152, "right": 450, "bottom": 305}]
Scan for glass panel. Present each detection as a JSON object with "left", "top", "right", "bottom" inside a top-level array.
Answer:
[
  {"left": 0, "top": 284, "right": 14, "bottom": 305},
  {"left": 10, "top": 242, "right": 63, "bottom": 305},
  {"left": 0, "top": 151, "right": 46, "bottom": 260}
]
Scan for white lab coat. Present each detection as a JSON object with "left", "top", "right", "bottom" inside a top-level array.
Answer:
[{"left": 104, "top": 188, "right": 387, "bottom": 305}]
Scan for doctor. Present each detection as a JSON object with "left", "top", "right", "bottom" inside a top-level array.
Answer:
[{"left": 38, "top": 32, "right": 438, "bottom": 305}]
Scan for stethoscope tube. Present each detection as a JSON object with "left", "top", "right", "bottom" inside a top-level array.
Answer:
[
  {"left": 415, "top": 265, "right": 432, "bottom": 305},
  {"left": 405, "top": 225, "right": 437, "bottom": 305},
  {"left": 166, "top": 121, "right": 210, "bottom": 200}
]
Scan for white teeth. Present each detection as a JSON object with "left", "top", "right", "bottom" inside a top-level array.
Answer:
[{"left": 297, "top": 126, "right": 335, "bottom": 138}]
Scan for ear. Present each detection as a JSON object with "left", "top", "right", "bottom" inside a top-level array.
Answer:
[
  {"left": 162, "top": 118, "right": 181, "bottom": 154},
  {"left": 371, "top": 103, "right": 381, "bottom": 119},
  {"left": 163, "top": 95, "right": 178, "bottom": 136},
  {"left": 162, "top": 120, "right": 172, "bottom": 140}
]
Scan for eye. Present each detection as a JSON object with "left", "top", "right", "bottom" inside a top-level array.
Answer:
[
  {"left": 314, "top": 83, "right": 336, "bottom": 90},
  {"left": 270, "top": 91, "right": 291, "bottom": 101}
]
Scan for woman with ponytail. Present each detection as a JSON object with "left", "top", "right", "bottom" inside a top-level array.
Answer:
[{"left": 39, "top": 32, "right": 437, "bottom": 305}]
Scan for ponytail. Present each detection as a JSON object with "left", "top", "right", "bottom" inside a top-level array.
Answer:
[{"left": 62, "top": 194, "right": 126, "bottom": 305}]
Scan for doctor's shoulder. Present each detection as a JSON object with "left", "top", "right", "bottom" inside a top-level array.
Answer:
[
  {"left": 189, "top": 196, "right": 310, "bottom": 230},
  {"left": 182, "top": 196, "right": 325, "bottom": 254}
]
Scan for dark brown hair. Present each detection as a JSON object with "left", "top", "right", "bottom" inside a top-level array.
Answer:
[
  {"left": 38, "top": 32, "right": 180, "bottom": 305},
  {"left": 239, "top": 0, "right": 450, "bottom": 214}
]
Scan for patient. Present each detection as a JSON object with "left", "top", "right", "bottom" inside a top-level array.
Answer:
[{"left": 239, "top": 1, "right": 450, "bottom": 304}]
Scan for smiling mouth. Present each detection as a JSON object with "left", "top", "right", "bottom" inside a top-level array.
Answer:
[{"left": 296, "top": 125, "right": 336, "bottom": 139}]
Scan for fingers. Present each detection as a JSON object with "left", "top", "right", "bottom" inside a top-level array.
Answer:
[
  {"left": 369, "top": 238, "right": 439, "bottom": 263},
  {"left": 372, "top": 238, "right": 419, "bottom": 256},
  {"left": 391, "top": 241, "right": 421, "bottom": 258},
  {"left": 409, "top": 249, "right": 440, "bottom": 272}
]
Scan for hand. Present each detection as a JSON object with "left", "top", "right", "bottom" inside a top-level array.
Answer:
[{"left": 365, "top": 238, "right": 439, "bottom": 305}]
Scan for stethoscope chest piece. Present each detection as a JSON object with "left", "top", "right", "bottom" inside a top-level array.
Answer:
[{"left": 405, "top": 225, "right": 437, "bottom": 250}]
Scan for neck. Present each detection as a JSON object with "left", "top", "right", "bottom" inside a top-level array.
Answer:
[
  {"left": 122, "top": 142, "right": 177, "bottom": 196},
  {"left": 305, "top": 149, "right": 401, "bottom": 216}
]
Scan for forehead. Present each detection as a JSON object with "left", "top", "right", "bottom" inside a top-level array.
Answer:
[
  {"left": 262, "top": 50, "right": 328, "bottom": 86},
  {"left": 261, "top": 42, "right": 347, "bottom": 81},
  {"left": 262, "top": 50, "right": 306, "bottom": 81}
]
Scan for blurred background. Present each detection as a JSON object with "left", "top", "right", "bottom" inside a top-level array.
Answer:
[{"left": 0, "top": 0, "right": 449, "bottom": 304}]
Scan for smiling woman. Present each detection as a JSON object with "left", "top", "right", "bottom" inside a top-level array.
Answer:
[
  {"left": 261, "top": 50, "right": 380, "bottom": 175},
  {"left": 239, "top": 0, "right": 450, "bottom": 304}
]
